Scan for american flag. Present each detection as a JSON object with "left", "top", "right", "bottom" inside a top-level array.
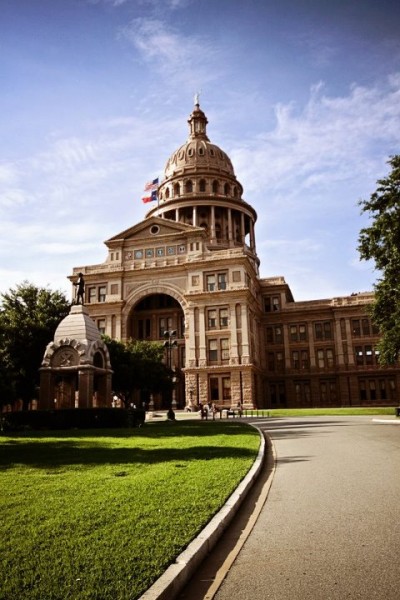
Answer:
[{"left": 142, "top": 178, "right": 159, "bottom": 203}]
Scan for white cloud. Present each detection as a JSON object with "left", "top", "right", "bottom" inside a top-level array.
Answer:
[{"left": 121, "top": 18, "right": 222, "bottom": 87}]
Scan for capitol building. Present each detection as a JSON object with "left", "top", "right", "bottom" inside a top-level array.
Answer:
[{"left": 69, "top": 102, "right": 399, "bottom": 410}]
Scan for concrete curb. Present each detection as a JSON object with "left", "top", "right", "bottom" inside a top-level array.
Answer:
[
  {"left": 138, "top": 426, "right": 266, "bottom": 600},
  {"left": 372, "top": 418, "right": 400, "bottom": 424}
]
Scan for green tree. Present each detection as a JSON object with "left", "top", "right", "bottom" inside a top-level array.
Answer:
[
  {"left": 103, "top": 336, "right": 171, "bottom": 407},
  {"left": 358, "top": 155, "right": 400, "bottom": 364},
  {"left": 0, "top": 282, "right": 70, "bottom": 410}
]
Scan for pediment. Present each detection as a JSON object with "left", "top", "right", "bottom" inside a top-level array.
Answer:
[{"left": 106, "top": 216, "right": 203, "bottom": 246}]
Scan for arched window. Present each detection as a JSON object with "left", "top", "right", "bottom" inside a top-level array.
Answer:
[
  {"left": 199, "top": 179, "right": 206, "bottom": 192},
  {"left": 185, "top": 180, "right": 193, "bottom": 193},
  {"left": 165, "top": 187, "right": 170, "bottom": 199},
  {"left": 212, "top": 180, "right": 219, "bottom": 194},
  {"left": 224, "top": 183, "right": 231, "bottom": 196},
  {"left": 174, "top": 183, "right": 180, "bottom": 197}
]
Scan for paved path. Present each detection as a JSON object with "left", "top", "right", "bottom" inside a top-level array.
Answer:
[{"left": 212, "top": 416, "right": 400, "bottom": 600}]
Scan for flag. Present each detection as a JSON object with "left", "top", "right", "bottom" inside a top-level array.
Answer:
[{"left": 142, "top": 178, "right": 159, "bottom": 203}]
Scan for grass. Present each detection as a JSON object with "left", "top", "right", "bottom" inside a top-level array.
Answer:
[
  {"left": 243, "top": 406, "right": 398, "bottom": 417},
  {"left": 0, "top": 421, "right": 260, "bottom": 600}
]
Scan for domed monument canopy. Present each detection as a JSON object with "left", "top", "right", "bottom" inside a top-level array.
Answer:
[{"left": 39, "top": 304, "right": 112, "bottom": 410}]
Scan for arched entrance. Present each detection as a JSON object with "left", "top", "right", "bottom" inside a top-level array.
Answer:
[{"left": 128, "top": 293, "right": 186, "bottom": 409}]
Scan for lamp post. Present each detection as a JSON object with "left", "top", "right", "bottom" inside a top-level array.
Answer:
[
  {"left": 163, "top": 330, "right": 177, "bottom": 370},
  {"left": 164, "top": 330, "right": 178, "bottom": 408},
  {"left": 172, "top": 372, "right": 178, "bottom": 410}
]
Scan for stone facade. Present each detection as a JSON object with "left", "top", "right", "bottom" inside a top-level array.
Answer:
[{"left": 69, "top": 103, "right": 399, "bottom": 409}]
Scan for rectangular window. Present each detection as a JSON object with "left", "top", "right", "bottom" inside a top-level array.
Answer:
[
  {"left": 208, "top": 339, "right": 218, "bottom": 362},
  {"left": 208, "top": 310, "right": 217, "bottom": 328},
  {"left": 290, "top": 325, "right": 298, "bottom": 342},
  {"left": 362, "top": 318, "right": 370, "bottom": 336},
  {"left": 326, "top": 348, "right": 334, "bottom": 367},
  {"left": 218, "top": 273, "right": 227, "bottom": 290},
  {"left": 275, "top": 326, "right": 283, "bottom": 343},
  {"left": 266, "top": 327, "right": 273, "bottom": 343},
  {"left": 88, "top": 287, "right": 96, "bottom": 303},
  {"left": 301, "top": 350, "right": 309, "bottom": 369},
  {"left": 222, "top": 377, "right": 231, "bottom": 401},
  {"left": 314, "top": 321, "right": 333, "bottom": 341},
  {"left": 97, "top": 319, "right": 106, "bottom": 334},
  {"left": 206, "top": 274, "right": 216, "bottom": 291},
  {"left": 264, "top": 296, "right": 280, "bottom": 312},
  {"left": 98, "top": 286, "right": 106, "bottom": 303},
  {"left": 276, "top": 351, "right": 284, "bottom": 371},
  {"left": 292, "top": 351, "right": 300, "bottom": 369},
  {"left": 299, "top": 324, "right": 307, "bottom": 341},
  {"left": 219, "top": 308, "right": 229, "bottom": 327},
  {"left": 220, "top": 338, "right": 230, "bottom": 361},
  {"left": 352, "top": 319, "right": 361, "bottom": 337},
  {"left": 110, "top": 284, "right": 118, "bottom": 295},
  {"left": 317, "top": 349, "right": 325, "bottom": 369}
]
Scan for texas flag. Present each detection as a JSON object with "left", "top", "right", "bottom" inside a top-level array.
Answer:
[{"left": 142, "top": 178, "right": 159, "bottom": 203}]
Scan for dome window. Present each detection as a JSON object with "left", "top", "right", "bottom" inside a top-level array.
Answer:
[
  {"left": 188, "top": 148, "right": 194, "bottom": 157},
  {"left": 224, "top": 183, "right": 231, "bottom": 196},
  {"left": 212, "top": 180, "right": 219, "bottom": 194},
  {"left": 166, "top": 187, "right": 170, "bottom": 199},
  {"left": 210, "top": 148, "right": 215, "bottom": 156},
  {"left": 174, "top": 183, "right": 180, "bottom": 197},
  {"left": 233, "top": 186, "right": 238, "bottom": 198},
  {"left": 198, "top": 146, "right": 205, "bottom": 156},
  {"left": 185, "top": 180, "right": 193, "bottom": 193},
  {"left": 199, "top": 179, "right": 206, "bottom": 192}
]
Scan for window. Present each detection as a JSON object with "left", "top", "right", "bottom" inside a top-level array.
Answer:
[
  {"left": 352, "top": 318, "right": 379, "bottom": 337},
  {"left": 220, "top": 338, "right": 230, "bottom": 361},
  {"left": 208, "top": 310, "right": 217, "bottom": 328},
  {"left": 138, "top": 319, "right": 151, "bottom": 340},
  {"left": 185, "top": 180, "right": 193, "bottom": 193},
  {"left": 316, "top": 348, "right": 335, "bottom": 369},
  {"left": 199, "top": 179, "right": 206, "bottom": 192},
  {"left": 207, "top": 274, "right": 216, "bottom": 291},
  {"left": 292, "top": 350, "right": 309, "bottom": 370},
  {"left": 219, "top": 308, "right": 229, "bottom": 327},
  {"left": 222, "top": 377, "right": 231, "bottom": 401},
  {"left": 264, "top": 296, "right": 280, "bottom": 312},
  {"left": 266, "top": 325, "right": 283, "bottom": 344},
  {"left": 159, "top": 317, "right": 173, "bottom": 338},
  {"left": 97, "top": 319, "right": 106, "bottom": 334},
  {"left": 294, "top": 381, "right": 311, "bottom": 406},
  {"left": 289, "top": 324, "right": 307, "bottom": 342},
  {"left": 320, "top": 380, "right": 337, "bottom": 405},
  {"left": 206, "top": 272, "right": 227, "bottom": 291},
  {"left": 110, "top": 284, "right": 118, "bottom": 295},
  {"left": 270, "top": 382, "right": 286, "bottom": 406},
  {"left": 88, "top": 287, "right": 96, "bottom": 303},
  {"left": 355, "top": 345, "right": 379, "bottom": 366},
  {"left": 208, "top": 339, "right": 218, "bottom": 362},
  {"left": 314, "top": 321, "right": 332, "bottom": 340},
  {"left": 212, "top": 180, "right": 219, "bottom": 194},
  {"left": 208, "top": 338, "right": 229, "bottom": 363},
  {"left": 98, "top": 286, "right": 106, "bottom": 303}
]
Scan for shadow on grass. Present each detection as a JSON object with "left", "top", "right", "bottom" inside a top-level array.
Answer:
[
  {"left": 0, "top": 442, "right": 257, "bottom": 470},
  {"left": 0, "top": 422, "right": 259, "bottom": 470}
]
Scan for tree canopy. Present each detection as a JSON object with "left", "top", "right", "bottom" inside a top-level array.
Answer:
[
  {"left": 0, "top": 282, "right": 70, "bottom": 409},
  {"left": 358, "top": 155, "right": 400, "bottom": 364},
  {"left": 102, "top": 336, "right": 172, "bottom": 407}
]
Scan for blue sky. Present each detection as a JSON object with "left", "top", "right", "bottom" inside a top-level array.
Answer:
[{"left": 1, "top": 0, "right": 400, "bottom": 301}]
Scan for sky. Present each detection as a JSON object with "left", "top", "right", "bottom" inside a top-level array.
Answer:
[{"left": 1, "top": 0, "right": 400, "bottom": 302}]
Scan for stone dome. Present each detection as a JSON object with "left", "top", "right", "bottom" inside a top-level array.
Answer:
[
  {"left": 54, "top": 304, "right": 101, "bottom": 344},
  {"left": 164, "top": 103, "right": 235, "bottom": 178}
]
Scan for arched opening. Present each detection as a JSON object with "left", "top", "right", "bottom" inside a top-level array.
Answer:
[
  {"left": 212, "top": 180, "right": 219, "bottom": 194},
  {"left": 185, "top": 180, "right": 193, "bottom": 193},
  {"left": 128, "top": 293, "right": 186, "bottom": 409},
  {"left": 199, "top": 179, "right": 206, "bottom": 192}
]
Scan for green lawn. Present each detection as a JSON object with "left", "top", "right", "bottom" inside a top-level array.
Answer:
[
  {"left": 243, "top": 406, "right": 398, "bottom": 417},
  {"left": 0, "top": 421, "right": 260, "bottom": 600}
]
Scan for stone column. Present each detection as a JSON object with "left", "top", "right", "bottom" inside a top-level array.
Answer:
[
  {"left": 228, "top": 208, "right": 233, "bottom": 243},
  {"left": 230, "top": 304, "right": 239, "bottom": 364},
  {"left": 240, "top": 305, "right": 250, "bottom": 364},
  {"left": 198, "top": 307, "right": 207, "bottom": 367},
  {"left": 210, "top": 205, "right": 216, "bottom": 243},
  {"left": 187, "top": 306, "right": 197, "bottom": 367},
  {"left": 240, "top": 212, "right": 245, "bottom": 244},
  {"left": 192, "top": 206, "right": 197, "bottom": 226}
]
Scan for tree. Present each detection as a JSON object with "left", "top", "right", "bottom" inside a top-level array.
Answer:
[
  {"left": 103, "top": 336, "right": 172, "bottom": 407},
  {"left": 358, "top": 155, "right": 400, "bottom": 364},
  {"left": 0, "top": 282, "right": 70, "bottom": 410}
]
